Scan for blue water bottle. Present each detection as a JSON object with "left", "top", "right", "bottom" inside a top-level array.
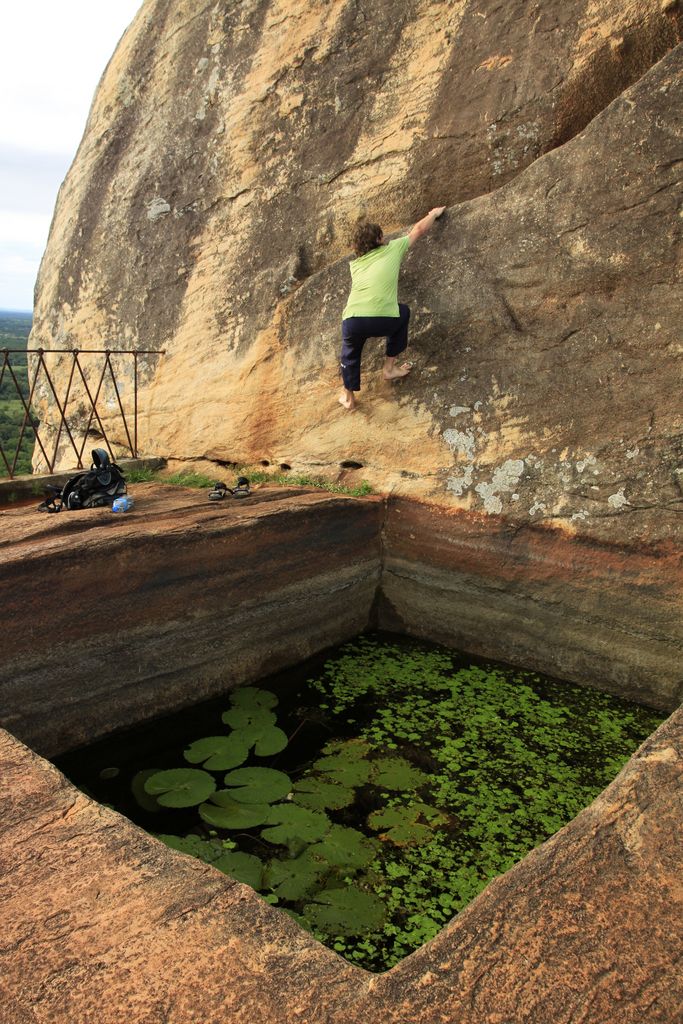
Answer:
[{"left": 111, "top": 495, "right": 134, "bottom": 513}]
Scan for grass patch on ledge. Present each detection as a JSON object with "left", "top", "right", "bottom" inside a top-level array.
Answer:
[{"left": 126, "top": 465, "right": 373, "bottom": 498}]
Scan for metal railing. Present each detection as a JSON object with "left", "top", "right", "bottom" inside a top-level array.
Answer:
[{"left": 0, "top": 348, "right": 164, "bottom": 479}]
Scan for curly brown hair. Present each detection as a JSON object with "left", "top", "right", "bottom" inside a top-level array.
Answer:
[{"left": 352, "top": 219, "right": 383, "bottom": 257}]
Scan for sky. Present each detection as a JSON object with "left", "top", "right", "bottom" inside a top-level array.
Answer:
[{"left": 1, "top": 1, "right": 143, "bottom": 312}]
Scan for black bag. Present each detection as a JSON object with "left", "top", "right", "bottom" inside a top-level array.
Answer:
[{"left": 39, "top": 449, "right": 127, "bottom": 512}]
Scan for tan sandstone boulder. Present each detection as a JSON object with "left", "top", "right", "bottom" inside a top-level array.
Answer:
[{"left": 30, "top": 0, "right": 682, "bottom": 545}]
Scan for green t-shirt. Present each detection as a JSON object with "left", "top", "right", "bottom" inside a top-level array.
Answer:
[{"left": 342, "top": 235, "right": 410, "bottom": 319}]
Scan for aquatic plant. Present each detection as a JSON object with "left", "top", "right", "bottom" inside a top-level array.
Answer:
[
  {"left": 97, "top": 637, "right": 663, "bottom": 972},
  {"left": 303, "top": 886, "right": 386, "bottom": 935},
  {"left": 144, "top": 768, "right": 215, "bottom": 807}
]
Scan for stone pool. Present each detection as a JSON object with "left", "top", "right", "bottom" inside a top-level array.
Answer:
[{"left": 1, "top": 484, "right": 680, "bottom": 1023}]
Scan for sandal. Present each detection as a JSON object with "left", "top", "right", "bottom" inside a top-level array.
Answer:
[
  {"left": 232, "top": 476, "right": 251, "bottom": 499},
  {"left": 208, "top": 477, "right": 251, "bottom": 501},
  {"left": 208, "top": 481, "right": 229, "bottom": 501}
]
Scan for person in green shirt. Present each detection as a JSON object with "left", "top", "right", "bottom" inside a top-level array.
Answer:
[{"left": 339, "top": 206, "right": 445, "bottom": 410}]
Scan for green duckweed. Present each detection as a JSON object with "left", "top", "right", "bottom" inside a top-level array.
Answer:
[{"left": 56, "top": 634, "right": 664, "bottom": 972}]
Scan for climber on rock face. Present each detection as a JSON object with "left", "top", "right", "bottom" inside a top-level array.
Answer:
[{"left": 338, "top": 206, "right": 446, "bottom": 411}]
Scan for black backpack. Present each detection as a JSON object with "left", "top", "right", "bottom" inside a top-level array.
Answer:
[{"left": 39, "top": 449, "right": 127, "bottom": 512}]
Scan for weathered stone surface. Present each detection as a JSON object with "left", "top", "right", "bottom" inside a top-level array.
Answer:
[
  {"left": 0, "top": 484, "right": 383, "bottom": 756},
  {"left": 30, "top": 1, "right": 682, "bottom": 546},
  {"left": 380, "top": 497, "right": 683, "bottom": 710},
  {"left": 1, "top": 707, "right": 680, "bottom": 1024},
  {"left": 1, "top": 488, "right": 679, "bottom": 760},
  {"left": 2, "top": 487, "right": 679, "bottom": 761},
  {"left": 273, "top": 42, "right": 683, "bottom": 543}
]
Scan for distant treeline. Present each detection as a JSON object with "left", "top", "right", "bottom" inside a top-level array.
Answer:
[{"left": 0, "top": 311, "right": 35, "bottom": 476}]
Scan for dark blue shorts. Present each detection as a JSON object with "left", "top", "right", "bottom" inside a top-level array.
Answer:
[{"left": 339, "top": 304, "right": 410, "bottom": 391}]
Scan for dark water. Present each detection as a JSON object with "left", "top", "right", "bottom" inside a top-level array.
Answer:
[{"left": 54, "top": 631, "right": 665, "bottom": 971}]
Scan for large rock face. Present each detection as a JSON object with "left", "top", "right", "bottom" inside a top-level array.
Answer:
[{"left": 31, "top": 0, "right": 682, "bottom": 545}]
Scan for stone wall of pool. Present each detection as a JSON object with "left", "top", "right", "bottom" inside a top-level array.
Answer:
[
  {"left": 0, "top": 483, "right": 681, "bottom": 1023},
  {"left": 0, "top": 484, "right": 680, "bottom": 758}
]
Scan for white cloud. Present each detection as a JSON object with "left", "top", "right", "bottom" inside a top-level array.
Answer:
[
  {"left": 2, "top": 2, "right": 142, "bottom": 155},
  {"left": 0, "top": 210, "right": 53, "bottom": 249},
  {"left": 0, "top": 217, "right": 48, "bottom": 309},
  {"left": 1, "top": 0, "right": 142, "bottom": 309},
  {"left": 0, "top": 146, "right": 72, "bottom": 215},
  {"left": 0, "top": 257, "right": 41, "bottom": 310},
  {"left": 0, "top": 253, "right": 41, "bottom": 277}
]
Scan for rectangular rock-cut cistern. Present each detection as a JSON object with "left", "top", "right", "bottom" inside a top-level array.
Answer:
[{"left": 0, "top": 483, "right": 681, "bottom": 1024}]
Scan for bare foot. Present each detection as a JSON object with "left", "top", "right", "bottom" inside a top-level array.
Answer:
[
  {"left": 383, "top": 361, "right": 413, "bottom": 381},
  {"left": 338, "top": 392, "right": 356, "bottom": 411}
]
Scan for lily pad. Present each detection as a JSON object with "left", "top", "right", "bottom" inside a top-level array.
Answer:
[
  {"left": 223, "top": 767, "right": 292, "bottom": 803},
  {"left": 132, "top": 769, "right": 163, "bottom": 812},
  {"left": 292, "top": 777, "right": 355, "bottom": 811},
  {"left": 144, "top": 768, "right": 216, "bottom": 808},
  {"left": 303, "top": 885, "right": 386, "bottom": 936},
  {"left": 213, "top": 851, "right": 264, "bottom": 889},
  {"left": 221, "top": 706, "right": 277, "bottom": 731},
  {"left": 199, "top": 791, "right": 272, "bottom": 829},
  {"left": 367, "top": 803, "right": 442, "bottom": 845},
  {"left": 183, "top": 735, "right": 249, "bottom": 770},
  {"left": 229, "top": 686, "right": 278, "bottom": 710},
  {"left": 239, "top": 722, "right": 289, "bottom": 757},
  {"left": 370, "top": 757, "right": 428, "bottom": 791},
  {"left": 309, "top": 825, "right": 377, "bottom": 869},
  {"left": 264, "top": 851, "right": 325, "bottom": 899},
  {"left": 260, "top": 805, "right": 331, "bottom": 846},
  {"left": 313, "top": 751, "right": 372, "bottom": 787}
]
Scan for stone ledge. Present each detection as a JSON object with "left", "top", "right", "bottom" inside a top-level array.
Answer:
[
  {"left": 0, "top": 484, "right": 384, "bottom": 756},
  {"left": 380, "top": 497, "right": 683, "bottom": 710}
]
